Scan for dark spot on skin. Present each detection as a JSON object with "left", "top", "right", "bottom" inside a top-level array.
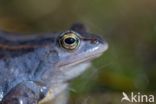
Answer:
[{"left": 70, "top": 23, "right": 87, "bottom": 34}]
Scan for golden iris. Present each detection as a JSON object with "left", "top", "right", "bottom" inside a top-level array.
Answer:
[{"left": 59, "top": 31, "right": 80, "bottom": 50}]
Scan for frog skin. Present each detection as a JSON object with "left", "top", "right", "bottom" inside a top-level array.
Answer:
[{"left": 0, "top": 23, "right": 108, "bottom": 104}]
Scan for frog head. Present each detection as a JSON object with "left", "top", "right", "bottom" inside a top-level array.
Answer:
[{"left": 54, "top": 23, "right": 108, "bottom": 81}]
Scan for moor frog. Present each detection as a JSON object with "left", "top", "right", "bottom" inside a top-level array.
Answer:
[{"left": 0, "top": 24, "right": 108, "bottom": 104}]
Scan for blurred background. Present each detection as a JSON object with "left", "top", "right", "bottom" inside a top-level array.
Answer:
[{"left": 0, "top": 0, "right": 156, "bottom": 104}]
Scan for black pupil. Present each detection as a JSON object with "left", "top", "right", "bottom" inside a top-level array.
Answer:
[{"left": 65, "top": 37, "right": 76, "bottom": 44}]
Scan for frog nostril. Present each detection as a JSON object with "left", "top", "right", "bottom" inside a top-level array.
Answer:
[{"left": 90, "top": 38, "right": 99, "bottom": 44}]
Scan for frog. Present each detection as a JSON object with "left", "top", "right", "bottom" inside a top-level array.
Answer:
[{"left": 0, "top": 23, "right": 108, "bottom": 104}]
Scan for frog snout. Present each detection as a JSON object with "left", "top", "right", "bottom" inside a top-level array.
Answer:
[
  {"left": 89, "top": 35, "right": 105, "bottom": 45},
  {"left": 92, "top": 35, "right": 109, "bottom": 52}
]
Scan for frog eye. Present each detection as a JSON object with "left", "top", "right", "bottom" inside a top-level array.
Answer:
[{"left": 59, "top": 31, "right": 80, "bottom": 50}]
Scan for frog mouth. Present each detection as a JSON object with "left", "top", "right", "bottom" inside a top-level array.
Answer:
[
  {"left": 59, "top": 51, "right": 104, "bottom": 68},
  {"left": 76, "top": 52, "right": 102, "bottom": 64},
  {"left": 59, "top": 42, "right": 108, "bottom": 68}
]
